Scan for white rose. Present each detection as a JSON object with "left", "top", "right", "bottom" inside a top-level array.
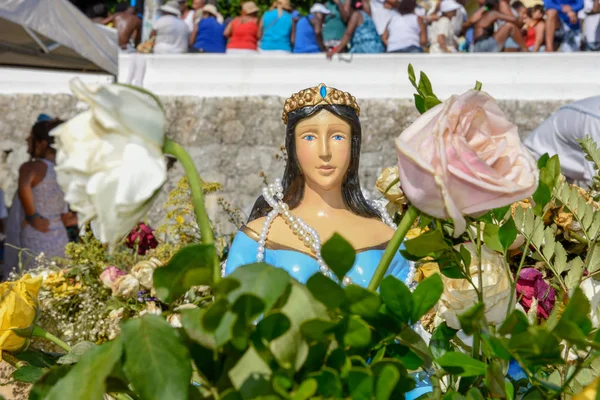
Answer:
[
  {"left": 167, "top": 304, "right": 198, "bottom": 328},
  {"left": 140, "top": 301, "right": 162, "bottom": 317},
  {"left": 437, "top": 243, "right": 514, "bottom": 330},
  {"left": 112, "top": 274, "right": 140, "bottom": 298},
  {"left": 581, "top": 277, "right": 600, "bottom": 327},
  {"left": 131, "top": 258, "right": 162, "bottom": 289},
  {"left": 51, "top": 78, "right": 167, "bottom": 248}
]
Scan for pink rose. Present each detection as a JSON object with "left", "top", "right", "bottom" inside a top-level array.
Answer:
[
  {"left": 100, "top": 266, "right": 126, "bottom": 289},
  {"left": 516, "top": 268, "right": 555, "bottom": 319},
  {"left": 395, "top": 90, "right": 538, "bottom": 236}
]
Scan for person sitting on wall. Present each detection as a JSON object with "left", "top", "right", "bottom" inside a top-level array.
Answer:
[
  {"left": 224, "top": 2, "right": 261, "bottom": 54},
  {"left": 292, "top": 4, "right": 331, "bottom": 53},
  {"left": 151, "top": 0, "right": 190, "bottom": 54},
  {"left": 544, "top": 0, "right": 584, "bottom": 51},
  {"left": 190, "top": 4, "right": 227, "bottom": 53},
  {"left": 524, "top": 96, "right": 600, "bottom": 187},
  {"left": 102, "top": 3, "right": 142, "bottom": 52}
]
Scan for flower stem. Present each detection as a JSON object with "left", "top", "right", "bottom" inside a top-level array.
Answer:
[
  {"left": 162, "top": 138, "right": 220, "bottom": 284},
  {"left": 368, "top": 205, "right": 419, "bottom": 291},
  {"left": 31, "top": 325, "right": 71, "bottom": 352},
  {"left": 472, "top": 222, "right": 484, "bottom": 360},
  {"left": 506, "top": 235, "right": 531, "bottom": 317}
]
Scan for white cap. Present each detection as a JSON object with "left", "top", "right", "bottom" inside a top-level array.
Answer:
[
  {"left": 310, "top": 3, "right": 332, "bottom": 14},
  {"left": 440, "top": 0, "right": 462, "bottom": 13}
]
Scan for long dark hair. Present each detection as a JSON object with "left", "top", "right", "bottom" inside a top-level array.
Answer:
[
  {"left": 248, "top": 104, "right": 380, "bottom": 222},
  {"left": 30, "top": 119, "right": 63, "bottom": 159}
]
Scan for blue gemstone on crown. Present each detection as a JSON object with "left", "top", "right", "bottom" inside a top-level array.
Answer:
[{"left": 320, "top": 86, "right": 327, "bottom": 98}]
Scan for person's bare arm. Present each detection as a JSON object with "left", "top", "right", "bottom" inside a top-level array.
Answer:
[
  {"left": 491, "top": 10, "right": 519, "bottom": 23},
  {"left": 533, "top": 20, "right": 545, "bottom": 51},
  {"left": 101, "top": 14, "right": 116, "bottom": 25},
  {"left": 418, "top": 16, "right": 427, "bottom": 47},
  {"left": 134, "top": 19, "right": 142, "bottom": 45},
  {"left": 189, "top": 24, "right": 198, "bottom": 45},
  {"left": 463, "top": 7, "right": 484, "bottom": 31},
  {"left": 362, "top": 0, "right": 372, "bottom": 16},
  {"left": 438, "top": 34, "right": 450, "bottom": 52},
  {"left": 381, "top": 26, "right": 389, "bottom": 46},
  {"left": 337, "top": 0, "right": 352, "bottom": 23},
  {"left": 327, "top": 11, "right": 360, "bottom": 57},
  {"left": 224, "top": 19, "right": 234, "bottom": 38},
  {"left": 313, "top": 14, "right": 327, "bottom": 51},
  {"left": 291, "top": 18, "right": 298, "bottom": 46},
  {"left": 18, "top": 162, "right": 49, "bottom": 232},
  {"left": 258, "top": 17, "right": 264, "bottom": 39}
]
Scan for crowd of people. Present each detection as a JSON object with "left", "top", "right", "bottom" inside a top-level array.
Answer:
[{"left": 95, "top": 0, "right": 599, "bottom": 54}]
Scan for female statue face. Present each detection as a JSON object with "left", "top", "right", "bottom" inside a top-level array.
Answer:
[{"left": 294, "top": 109, "right": 352, "bottom": 191}]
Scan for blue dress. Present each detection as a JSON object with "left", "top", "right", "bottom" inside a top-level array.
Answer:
[
  {"left": 350, "top": 11, "right": 385, "bottom": 53},
  {"left": 224, "top": 226, "right": 432, "bottom": 400}
]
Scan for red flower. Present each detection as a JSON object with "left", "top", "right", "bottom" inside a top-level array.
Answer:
[
  {"left": 126, "top": 223, "right": 159, "bottom": 255},
  {"left": 516, "top": 268, "right": 556, "bottom": 319}
]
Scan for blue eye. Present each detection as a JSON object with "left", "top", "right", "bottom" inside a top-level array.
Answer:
[
  {"left": 333, "top": 135, "right": 345, "bottom": 141},
  {"left": 303, "top": 135, "right": 316, "bottom": 141}
]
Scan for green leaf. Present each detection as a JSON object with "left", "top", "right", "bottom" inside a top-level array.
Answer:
[
  {"left": 153, "top": 243, "right": 216, "bottom": 303},
  {"left": 430, "top": 322, "right": 458, "bottom": 359},
  {"left": 291, "top": 378, "right": 317, "bottom": 400},
  {"left": 537, "top": 153, "right": 550, "bottom": 168},
  {"left": 213, "top": 277, "right": 241, "bottom": 297},
  {"left": 481, "top": 334, "right": 511, "bottom": 361},
  {"left": 45, "top": 339, "right": 122, "bottom": 400},
  {"left": 13, "top": 350, "right": 59, "bottom": 368},
  {"left": 29, "top": 365, "right": 72, "bottom": 400},
  {"left": 499, "top": 219, "right": 518, "bottom": 251},
  {"left": 371, "top": 359, "right": 413, "bottom": 397},
  {"left": 348, "top": 367, "right": 373, "bottom": 400},
  {"left": 270, "top": 281, "right": 327, "bottom": 372},
  {"left": 12, "top": 365, "right": 46, "bottom": 383},
  {"left": 386, "top": 343, "right": 424, "bottom": 370},
  {"left": 301, "top": 319, "right": 338, "bottom": 342},
  {"left": 229, "top": 346, "right": 272, "bottom": 398},
  {"left": 311, "top": 367, "right": 343, "bottom": 397},
  {"left": 122, "top": 315, "right": 192, "bottom": 400},
  {"left": 182, "top": 308, "right": 216, "bottom": 350},
  {"left": 483, "top": 224, "right": 503, "bottom": 253},
  {"left": 408, "top": 64, "right": 417, "bottom": 89},
  {"left": 436, "top": 352, "right": 487, "bottom": 377},
  {"left": 404, "top": 229, "right": 449, "bottom": 257},
  {"left": 257, "top": 312, "right": 291, "bottom": 342},
  {"left": 227, "top": 263, "right": 290, "bottom": 312},
  {"left": 566, "top": 257, "right": 585, "bottom": 290},
  {"left": 321, "top": 233, "right": 356, "bottom": 282},
  {"left": 202, "top": 298, "right": 230, "bottom": 332},
  {"left": 418, "top": 71, "right": 434, "bottom": 97},
  {"left": 414, "top": 94, "right": 425, "bottom": 114},
  {"left": 56, "top": 341, "right": 96, "bottom": 365},
  {"left": 485, "top": 361, "right": 506, "bottom": 399},
  {"left": 424, "top": 95, "right": 442, "bottom": 111},
  {"left": 380, "top": 276, "right": 413, "bottom": 323},
  {"left": 457, "top": 303, "right": 485, "bottom": 335},
  {"left": 499, "top": 310, "right": 529, "bottom": 335},
  {"left": 466, "top": 388, "right": 486, "bottom": 400},
  {"left": 306, "top": 273, "right": 346, "bottom": 310},
  {"left": 532, "top": 183, "right": 552, "bottom": 213},
  {"left": 344, "top": 285, "right": 382, "bottom": 318},
  {"left": 411, "top": 274, "right": 443, "bottom": 323},
  {"left": 232, "top": 293, "right": 265, "bottom": 323},
  {"left": 343, "top": 315, "right": 372, "bottom": 349},
  {"left": 374, "top": 364, "right": 400, "bottom": 400},
  {"left": 508, "top": 328, "right": 563, "bottom": 367}
]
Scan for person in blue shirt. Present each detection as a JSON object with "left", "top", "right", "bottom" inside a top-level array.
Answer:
[
  {"left": 544, "top": 0, "right": 584, "bottom": 51},
  {"left": 189, "top": 4, "right": 227, "bottom": 53},
  {"left": 259, "top": 0, "right": 294, "bottom": 52},
  {"left": 292, "top": 4, "right": 331, "bottom": 53}
]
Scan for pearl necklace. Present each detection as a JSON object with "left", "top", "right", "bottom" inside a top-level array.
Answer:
[{"left": 257, "top": 179, "right": 415, "bottom": 288}]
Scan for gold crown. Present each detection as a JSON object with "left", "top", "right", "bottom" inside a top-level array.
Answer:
[{"left": 282, "top": 83, "right": 360, "bottom": 124}]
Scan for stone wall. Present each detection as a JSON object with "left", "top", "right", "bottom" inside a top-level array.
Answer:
[{"left": 0, "top": 94, "right": 566, "bottom": 232}]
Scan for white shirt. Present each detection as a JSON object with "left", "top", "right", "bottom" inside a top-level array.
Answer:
[
  {"left": 524, "top": 96, "right": 600, "bottom": 187},
  {"left": 386, "top": 13, "right": 421, "bottom": 51},
  {"left": 153, "top": 15, "right": 189, "bottom": 54},
  {"left": 182, "top": 10, "right": 195, "bottom": 33},
  {"left": 370, "top": 0, "right": 398, "bottom": 35},
  {"left": 429, "top": 16, "right": 456, "bottom": 53}
]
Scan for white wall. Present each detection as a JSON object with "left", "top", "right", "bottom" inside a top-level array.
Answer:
[
  {"left": 118, "top": 53, "right": 600, "bottom": 101},
  {"left": 0, "top": 67, "right": 114, "bottom": 94}
]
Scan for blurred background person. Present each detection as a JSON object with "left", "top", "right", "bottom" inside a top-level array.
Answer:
[
  {"left": 190, "top": 4, "right": 227, "bottom": 52},
  {"left": 259, "top": 0, "right": 294, "bottom": 53},
  {"left": 225, "top": 1, "right": 261, "bottom": 53},
  {"left": 151, "top": 0, "right": 189, "bottom": 54},
  {"left": 382, "top": 0, "right": 427, "bottom": 53},
  {"left": 292, "top": 3, "right": 330, "bottom": 53}
]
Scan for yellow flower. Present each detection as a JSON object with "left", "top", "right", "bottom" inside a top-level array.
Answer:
[
  {"left": 175, "top": 215, "right": 185, "bottom": 225},
  {"left": 406, "top": 227, "right": 429, "bottom": 241},
  {"left": 0, "top": 274, "right": 43, "bottom": 359},
  {"left": 574, "top": 377, "right": 599, "bottom": 400}
]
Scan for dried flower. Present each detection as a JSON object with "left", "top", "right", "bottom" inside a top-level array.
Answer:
[
  {"left": 131, "top": 258, "right": 162, "bottom": 289},
  {"left": 112, "top": 275, "right": 140, "bottom": 298},
  {"left": 99, "top": 266, "right": 127, "bottom": 289},
  {"left": 126, "top": 223, "right": 159, "bottom": 255},
  {"left": 516, "top": 268, "right": 556, "bottom": 319}
]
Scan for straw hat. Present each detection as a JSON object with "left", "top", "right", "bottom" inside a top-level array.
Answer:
[
  {"left": 202, "top": 4, "right": 220, "bottom": 16},
  {"left": 160, "top": 0, "right": 181, "bottom": 16},
  {"left": 242, "top": 1, "right": 260, "bottom": 14}
]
